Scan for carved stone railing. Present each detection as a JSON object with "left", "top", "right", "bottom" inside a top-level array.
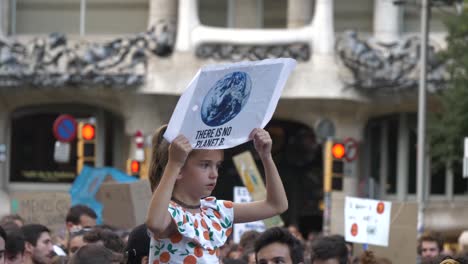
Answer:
[
  {"left": 195, "top": 42, "right": 310, "bottom": 61},
  {"left": 0, "top": 21, "right": 175, "bottom": 88},
  {"left": 336, "top": 31, "right": 447, "bottom": 93}
]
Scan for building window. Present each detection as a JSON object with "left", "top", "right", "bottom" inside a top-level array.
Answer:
[
  {"left": 10, "top": 112, "right": 93, "bottom": 183},
  {"left": 453, "top": 162, "right": 468, "bottom": 195},
  {"left": 263, "top": 0, "right": 287, "bottom": 28},
  {"left": 334, "top": 0, "right": 373, "bottom": 32},
  {"left": 199, "top": 0, "right": 228, "bottom": 27},
  {"left": 11, "top": 0, "right": 148, "bottom": 35},
  {"left": 9, "top": 105, "right": 122, "bottom": 184},
  {"left": 403, "top": 5, "right": 449, "bottom": 33},
  {"left": 198, "top": 0, "right": 286, "bottom": 28}
]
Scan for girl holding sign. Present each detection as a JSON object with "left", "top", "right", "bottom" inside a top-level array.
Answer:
[{"left": 145, "top": 125, "right": 288, "bottom": 264}]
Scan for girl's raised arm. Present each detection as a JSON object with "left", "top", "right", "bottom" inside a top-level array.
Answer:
[
  {"left": 233, "top": 128, "right": 288, "bottom": 224},
  {"left": 145, "top": 135, "right": 192, "bottom": 238}
]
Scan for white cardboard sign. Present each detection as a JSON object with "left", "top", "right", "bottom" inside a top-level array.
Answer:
[
  {"left": 344, "top": 196, "right": 392, "bottom": 247},
  {"left": 232, "top": 186, "right": 265, "bottom": 243},
  {"left": 164, "top": 58, "right": 296, "bottom": 149}
]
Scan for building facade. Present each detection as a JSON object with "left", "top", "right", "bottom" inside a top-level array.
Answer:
[{"left": 0, "top": 0, "right": 466, "bottom": 238}]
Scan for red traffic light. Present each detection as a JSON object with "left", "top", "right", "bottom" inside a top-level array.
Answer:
[
  {"left": 332, "top": 143, "right": 345, "bottom": 159},
  {"left": 130, "top": 160, "right": 140, "bottom": 174},
  {"left": 81, "top": 124, "right": 95, "bottom": 141}
]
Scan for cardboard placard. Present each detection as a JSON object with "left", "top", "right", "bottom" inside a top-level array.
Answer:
[
  {"left": 10, "top": 192, "right": 70, "bottom": 234},
  {"left": 344, "top": 196, "right": 392, "bottom": 247},
  {"left": 330, "top": 192, "right": 417, "bottom": 263},
  {"left": 232, "top": 186, "right": 266, "bottom": 243},
  {"left": 96, "top": 180, "right": 152, "bottom": 229},
  {"left": 164, "top": 58, "right": 297, "bottom": 149}
]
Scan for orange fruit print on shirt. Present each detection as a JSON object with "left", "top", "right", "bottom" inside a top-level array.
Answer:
[
  {"left": 212, "top": 222, "right": 222, "bottom": 231},
  {"left": 170, "top": 232, "right": 183, "bottom": 243},
  {"left": 226, "top": 227, "right": 233, "bottom": 237},
  {"left": 194, "top": 246, "right": 204, "bottom": 257},
  {"left": 159, "top": 252, "right": 171, "bottom": 263},
  {"left": 183, "top": 255, "right": 197, "bottom": 264},
  {"left": 223, "top": 201, "right": 233, "bottom": 208}
]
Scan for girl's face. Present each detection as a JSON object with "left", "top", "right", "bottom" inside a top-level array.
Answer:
[{"left": 179, "top": 149, "right": 224, "bottom": 198}]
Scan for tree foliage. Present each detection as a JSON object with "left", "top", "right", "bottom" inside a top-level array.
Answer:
[{"left": 428, "top": 6, "right": 468, "bottom": 168}]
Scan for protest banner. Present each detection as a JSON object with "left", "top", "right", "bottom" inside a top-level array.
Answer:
[
  {"left": 344, "top": 196, "right": 392, "bottom": 247},
  {"left": 331, "top": 192, "right": 417, "bottom": 263},
  {"left": 164, "top": 58, "right": 296, "bottom": 149},
  {"left": 10, "top": 192, "right": 70, "bottom": 234}
]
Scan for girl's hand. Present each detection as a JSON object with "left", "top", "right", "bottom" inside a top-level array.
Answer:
[
  {"left": 250, "top": 128, "right": 272, "bottom": 159},
  {"left": 168, "top": 135, "right": 192, "bottom": 167}
]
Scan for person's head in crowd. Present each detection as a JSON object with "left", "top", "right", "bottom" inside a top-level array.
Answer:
[
  {"left": 458, "top": 230, "right": 468, "bottom": 253},
  {"left": 254, "top": 227, "right": 304, "bottom": 264},
  {"left": 431, "top": 255, "right": 464, "bottom": 264},
  {"left": 310, "top": 235, "right": 348, "bottom": 264},
  {"left": 359, "top": 250, "right": 377, "bottom": 264},
  {"left": 418, "top": 231, "right": 444, "bottom": 259},
  {"left": 125, "top": 224, "right": 149, "bottom": 264},
  {"left": 68, "top": 244, "right": 122, "bottom": 264},
  {"left": 21, "top": 224, "right": 54, "bottom": 264},
  {"left": 4, "top": 228, "right": 25, "bottom": 264},
  {"left": 67, "top": 229, "right": 90, "bottom": 256},
  {"left": 83, "top": 228, "right": 125, "bottom": 254},
  {"left": 239, "top": 231, "right": 261, "bottom": 252},
  {"left": 225, "top": 244, "right": 241, "bottom": 260},
  {"left": 0, "top": 215, "right": 25, "bottom": 228},
  {"left": 241, "top": 247, "right": 255, "bottom": 264},
  {"left": 287, "top": 224, "right": 304, "bottom": 241},
  {"left": 0, "top": 226, "right": 7, "bottom": 264},
  {"left": 65, "top": 205, "right": 97, "bottom": 232}
]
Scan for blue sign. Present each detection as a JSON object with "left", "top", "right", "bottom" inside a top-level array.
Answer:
[{"left": 53, "top": 114, "right": 77, "bottom": 142}]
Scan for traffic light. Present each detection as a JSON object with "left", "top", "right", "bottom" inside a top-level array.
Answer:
[
  {"left": 127, "top": 159, "right": 141, "bottom": 177},
  {"left": 323, "top": 139, "right": 345, "bottom": 192},
  {"left": 76, "top": 122, "right": 96, "bottom": 174}
]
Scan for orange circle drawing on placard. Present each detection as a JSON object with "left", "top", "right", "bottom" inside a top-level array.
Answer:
[
  {"left": 377, "top": 202, "right": 385, "bottom": 214},
  {"left": 351, "top": 223, "right": 358, "bottom": 237}
]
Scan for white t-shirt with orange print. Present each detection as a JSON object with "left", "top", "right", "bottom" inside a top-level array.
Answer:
[{"left": 149, "top": 197, "right": 234, "bottom": 264}]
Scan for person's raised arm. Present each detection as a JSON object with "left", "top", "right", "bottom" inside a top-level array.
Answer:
[
  {"left": 145, "top": 135, "right": 192, "bottom": 238},
  {"left": 233, "top": 128, "right": 288, "bottom": 223}
]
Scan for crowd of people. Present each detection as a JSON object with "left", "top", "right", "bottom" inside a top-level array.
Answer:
[
  {"left": 1, "top": 206, "right": 468, "bottom": 264},
  {"left": 1, "top": 126, "right": 468, "bottom": 264}
]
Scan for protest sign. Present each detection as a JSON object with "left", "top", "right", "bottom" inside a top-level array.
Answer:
[
  {"left": 232, "top": 186, "right": 265, "bottom": 243},
  {"left": 164, "top": 58, "right": 296, "bottom": 149},
  {"left": 344, "top": 196, "right": 392, "bottom": 247},
  {"left": 10, "top": 192, "right": 70, "bottom": 234},
  {"left": 233, "top": 151, "right": 284, "bottom": 228}
]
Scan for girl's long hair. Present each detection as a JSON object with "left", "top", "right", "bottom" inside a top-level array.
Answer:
[{"left": 148, "top": 124, "right": 169, "bottom": 192}]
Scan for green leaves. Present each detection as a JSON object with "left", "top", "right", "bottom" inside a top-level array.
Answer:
[{"left": 429, "top": 10, "right": 468, "bottom": 169}]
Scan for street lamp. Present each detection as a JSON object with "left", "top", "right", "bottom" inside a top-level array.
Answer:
[{"left": 416, "top": 0, "right": 429, "bottom": 239}]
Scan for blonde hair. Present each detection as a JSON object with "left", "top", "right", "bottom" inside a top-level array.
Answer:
[{"left": 149, "top": 125, "right": 170, "bottom": 192}]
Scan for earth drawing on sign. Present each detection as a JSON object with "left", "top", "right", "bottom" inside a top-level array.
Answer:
[{"left": 201, "top": 71, "right": 252, "bottom": 127}]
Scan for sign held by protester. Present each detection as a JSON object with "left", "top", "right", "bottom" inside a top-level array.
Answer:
[
  {"left": 232, "top": 186, "right": 266, "bottom": 243},
  {"left": 164, "top": 58, "right": 296, "bottom": 149},
  {"left": 10, "top": 192, "right": 71, "bottom": 233},
  {"left": 344, "top": 196, "right": 392, "bottom": 247}
]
